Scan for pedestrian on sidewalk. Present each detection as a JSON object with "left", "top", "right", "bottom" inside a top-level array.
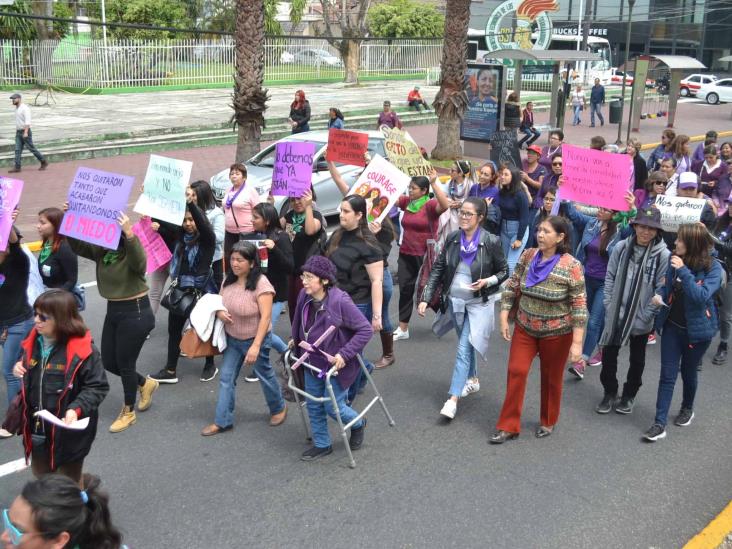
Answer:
[
  {"left": 518, "top": 101, "right": 541, "bottom": 148},
  {"left": 288, "top": 90, "right": 311, "bottom": 134},
  {"left": 490, "top": 216, "right": 587, "bottom": 444},
  {"left": 376, "top": 101, "right": 402, "bottom": 130},
  {"left": 202, "top": 241, "right": 287, "bottom": 436},
  {"left": 291, "top": 255, "right": 373, "bottom": 461},
  {"left": 595, "top": 208, "right": 669, "bottom": 415},
  {"left": 9, "top": 93, "right": 48, "bottom": 173},
  {"left": 12, "top": 289, "right": 109, "bottom": 483},
  {"left": 590, "top": 78, "right": 605, "bottom": 127},
  {"left": 570, "top": 85, "right": 586, "bottom": 126},
  {"left": 710, "top": 202, "right": 732, "bottom": 365},
  {"left": 64, "top": 207, "right": 157, "bottom": 434},
  {"left": 407, "top": 86, "right": 430, "bottom": 111},
  {"left": 643, "top": 224, "right": 722, "bottom": 442},
  {"left": 418, "top": 197, "right": 508, "bottom": 420}
]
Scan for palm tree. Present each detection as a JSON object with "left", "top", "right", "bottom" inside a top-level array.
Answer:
[{"left": 431, "top": 0, "right": 471, "bottom": 160}]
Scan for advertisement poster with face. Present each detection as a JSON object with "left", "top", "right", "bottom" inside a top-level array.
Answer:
[{"left": 461, "top": 64, "right": 502, "bottom": 143}]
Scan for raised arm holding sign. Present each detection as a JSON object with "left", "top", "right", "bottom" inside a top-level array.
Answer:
[
  {"left": 561, "top": 144, "right": 632, "bottom": 211},
  {"left": 347, "top": 154, "right": 410, "bottom": 223},
  {"left": 0, "top": 177, "right": 23, "bottom": 251},
  {"left": 134, "top": 155, "right": 192, "bottom": 225}
]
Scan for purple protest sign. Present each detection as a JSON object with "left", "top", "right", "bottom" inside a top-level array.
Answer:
[
  {"left": 0, "top": 177, "right": 24, "bottom": 252},
  {"left": 59, "top": 167, "right": 135, "bottom": 250},
  {"left": 271, "top": 142, "right": 315, "bottom": 197},
  {"left": 132, "top": 217, "right": 173, "bottom": 274}
]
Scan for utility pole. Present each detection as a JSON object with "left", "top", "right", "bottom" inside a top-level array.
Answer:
[{"left": 615, "top": 0, "right": 636, "bottom": 146}]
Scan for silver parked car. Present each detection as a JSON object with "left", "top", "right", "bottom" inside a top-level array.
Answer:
[
  {"left": 210, "top": 130, "right": 387, "bottom": 217},
  {"left": 293, "top": 48, "right": 343, "bottom": 67}
]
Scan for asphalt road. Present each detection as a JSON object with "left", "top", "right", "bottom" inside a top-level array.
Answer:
[{"left": 1, "top": 249, "right": 730, "bottom": 549}]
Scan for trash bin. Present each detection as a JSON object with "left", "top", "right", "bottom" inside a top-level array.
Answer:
[{"left": 609, "top": 99, "right": 623, "bottom": 124}]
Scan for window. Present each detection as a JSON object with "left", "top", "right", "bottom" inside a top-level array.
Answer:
[{"left": 688, "top": 76, "right": 700, "bottom": 83}]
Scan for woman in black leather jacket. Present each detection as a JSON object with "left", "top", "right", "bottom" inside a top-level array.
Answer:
[{"left": 418, "top": 197, "right": 508, "bottom": 420}]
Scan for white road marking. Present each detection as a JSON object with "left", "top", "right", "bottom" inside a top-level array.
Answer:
[{"left": 0, "top": 458, "right": 28, "bottom": 478}]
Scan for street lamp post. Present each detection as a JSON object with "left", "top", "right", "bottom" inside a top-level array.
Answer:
[{"left": 615, "top": 0, "right": 636, "bottom": 146}]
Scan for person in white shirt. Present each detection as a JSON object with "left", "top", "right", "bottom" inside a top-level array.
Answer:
[
  {"left": 570, "top": 85, "right": 586, "bottom": 126},
  {"left": 10, "top": 93, "right": 48, "bottom": 173}
]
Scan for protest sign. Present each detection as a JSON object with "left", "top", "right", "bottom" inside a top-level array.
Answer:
[
  {"left": 348, "top": 154, "right": 410, "bottom": 223},
  {"left": 271, "top": 142, "right": 315, "bottom": 197},
  {"left": 654, "top": 195, "right": 706, "bottom": 231},
  {"left": 489, "top": 129, "right": 522, "bottom": 170},
  {"left": 561, "top": 144, "right": 633, "bottom": 211},
  {"left": 0, "top": 177, "right": 23, "bottom": 252},
  {"left": 326, "top": 129, "right": 368, "bottom": 166},
  {"left": 382, "top": 127, "right": 432, "bottom": 178},
  {"left": 60, "top": 167, "right": 135, "bottom": 250},
  {"left": 131, "top": 217, "right": 173, "bottom": 274},
  {"left": 134, "top": 155, "right": 192, "bottom": 225}
]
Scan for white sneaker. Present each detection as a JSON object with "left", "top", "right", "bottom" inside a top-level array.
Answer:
[
  {"left": 0, "top": 428, "right": 13, "bottom": 439},
  {"left": 440, "top": 399, "right": 457, "bottom": 419},
  {"left": 393, "top": 327, "right": 410, "bottom": 341},
  {"left": 460, "top": 378, "right": 480, "bottom": 398}
]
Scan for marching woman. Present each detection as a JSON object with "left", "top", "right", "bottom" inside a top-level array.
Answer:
[
  {"left": 223, "top": 163, "right": 260, "bottom": 269},
  {"left": 694, "top": 145, "right": 730, "bottom": 211},
  {"left": 539, "top": 130, "right": 564, "bottom": 171},
  {"left": 418, "top": 197, "right": 508, "bottom": 419},
  {"left": 595, "top": 208, "right": 670, "bottom": 415},
  {"left": 626, "top": 137, "right": 649, "bottom": 191},
  {"left": 491, "top": 216, "right": 587, "bottom": 443},
  {"left": 36, "top": 207, "right": 78, "bottom": 292},
  {"left": 291, "top": 255, "right": 373, "bottom": 460},
  {"left": 436, "top": 161, "right": 474, "bottom": 247},
  {"left": 13, "top": 290, "right": 109, "bottom": 483},
  {"left": 66, "top": 207, "right": 157, "bottom": 433},
  {"left": 564, "top": 191, "right": 634, "bottom": 379},
  {"left": 646, "top": 129, "right": 675, "bottom": 172},
  {"left": 149, "top": 199, "right": 218, "bottom": 384},
  {"left": 0, "top": 220, "right": 35, "bottom": 437},
  {"left": 634, "top": 171, "right": 668, "bottom": 210},
  {"left": 252, "top": 202, "right": 295, "bottom": 363},
  {"left": 711, "top": 198, "right": 732, "bottom": 365},
  {"left": 190, "top": 180, "right": 226, "bottom": 289},
  {"left": 644, "top": 224, "right": 723, "bottom": 442},
  {"left": 497, "top": 164, "right": 530, "bottom": 275},
  {"left": 202, "top": 241, "right": 287, "bottom": 436},
  {"left": 527, "top": 186, "right": 576, "bottom": 251}
]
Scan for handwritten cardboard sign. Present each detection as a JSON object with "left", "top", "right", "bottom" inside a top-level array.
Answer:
[
  {"left": 326, "top": 129, "right": 368, "bottom": 166},
  {"left": 561, "top": 144, "right": 632, "bottom": 211},
  {"left": 348, "top": 154, "right": 410, "bottom": 223},
  {"left": 131, "top": 216, "right": 173, "bottom": 274},
  {"left": 271, "top": 142, "right": 316, "bottom": 197},
  {"left": 490, "top": 129, "right": 522, "bottom": 169},
  {"left": 60, "top": 168, "right": 135, "bottom": 250},
  {"left": 654, "top": 195, "right": 706, "bottom": 231},
  {"left": 134, "top": 155, "right": 192, "bottom": 225},
  {"left": 0, "top": 177, "right": 23, "bottom": 252},
  {"left": 382, "top": 127, "right": 432, "bottom": 178}
]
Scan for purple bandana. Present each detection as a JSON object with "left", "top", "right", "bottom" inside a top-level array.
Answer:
[
  {"left": 225, "top": 184, "right": 245, "bottom": 210},
  {"left": 525, "top": 251, "right": 561, "bottom": 288},
  {"left": 460, "top": 229, "right": 481, "bottom": 266}
]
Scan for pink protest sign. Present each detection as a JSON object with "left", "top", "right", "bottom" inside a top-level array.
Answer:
[
  {"left": 60, "top": 167, "right": 135, "bottom": 250},
  {"left": 561, "top": 144, "right": 632, "bottom": 211},
  {"left": 132, "top": 217, "right": 173, "bottom": 274},
  {"left": 0, "top": 177, "right": 24, "bottom": 252},
  {"left": 347, "top": 154, "right": 410, "bottom": 223}
]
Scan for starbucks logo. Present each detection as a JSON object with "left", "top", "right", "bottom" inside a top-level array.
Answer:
[{"left": 485, "top": 0, "right": 559, "bottom": 52}]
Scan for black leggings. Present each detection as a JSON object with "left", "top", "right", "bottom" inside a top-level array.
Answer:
[
  {"left": 397, "top": 253, "right": 423, "bottom": 324},
  {"left": 102, "top": 296, "right": 155, "bottom": 407}
]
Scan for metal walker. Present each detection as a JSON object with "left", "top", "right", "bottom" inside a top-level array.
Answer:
[{"left": 284, "top": 344, "right": 396, "bottom": 468}]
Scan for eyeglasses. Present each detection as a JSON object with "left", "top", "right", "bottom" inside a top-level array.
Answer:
[
  {"left": 458, "top": 210, "right": 477, "bottom": 219},
  {"left": 543, "top": 196, "right": 556, "bottom": 202},
  {"left": 552, "top": 162, "right": 563, "bottom": 167},
  {"left": 3, "top": 508, "right": 23, "bottom": 545},
  {"left": 300, "top": 273, "right": 316, "bottom": 281},
  {"left": 653, "top": 181, "right": 667, "bottom": 186},
  {"left": 34, "top": 312, "right": 50, "bottom": 322}
]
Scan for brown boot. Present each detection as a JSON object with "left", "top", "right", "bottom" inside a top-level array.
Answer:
[{"left": 374, "top": 331, "right": 395, "bottom": 369}]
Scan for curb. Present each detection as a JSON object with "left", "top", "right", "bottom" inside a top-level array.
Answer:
[{"left": 684, "top": 500, "right": 732, "bottom": 549}]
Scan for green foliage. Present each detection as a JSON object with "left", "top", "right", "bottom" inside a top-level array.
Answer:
[
  {"left": 367, "top": 0, "right": 444, "bottom": 38},
  {"left": 203, "top": 0, "right": 306, "bottom": 36},
  {"left": 0, "top": 0, "right": 36, "bottom": 40},
  {"left": 52, "top": 2, "right": 73, "bottom": 39},
  {"left": 93, "top": 0, "right": 196, "bottom": 39}
]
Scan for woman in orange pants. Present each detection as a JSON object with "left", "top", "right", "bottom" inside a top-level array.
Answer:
[{"left": 490, "top": 216, "right": 587, "bottom": 443}]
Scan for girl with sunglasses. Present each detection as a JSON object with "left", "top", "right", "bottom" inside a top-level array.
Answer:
[
  {"left": 634, "top": 172, "right": 668, "bottom": 210},
  {"left": 12, "top": 290, "right": 109, "bottom": 483}
]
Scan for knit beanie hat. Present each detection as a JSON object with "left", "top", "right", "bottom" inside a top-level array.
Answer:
[{"left": 302, "top": 255, "right": 337, "bottom": 284}]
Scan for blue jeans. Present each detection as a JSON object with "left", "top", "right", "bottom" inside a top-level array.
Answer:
[
  {"left": 590, "top": 102, "right": 604, "bottom": 126},
  {"left": 270, "top": 301, "right": 289, "bottom": 354},
  {"left": 382, "top": 268, "right": 394, "bottom": 334},
  {"left": 14, "top": 129, "right": 46, "bottom": 169},
  {"left": 653, "top": 322, "right": 711, "bottom": 427},
  {"left": 304, "top": 370, "right": 363, "bottom": 448},
  {"left": 501, "top": 219, "right": 528, "bottom": 276},
  {"left": 349, "top": 302, "right": 375, "bottom": 403},
  {"left": 1, "top": 317, "right": 34, "bottom": 405},
  {"left": 582, "top": 275, "right": 605, "bottom": 360},
  {"left": 572, "top": 105, "right": 582, "bottom": 125},
  {"left": 448, "top": 311, "right": 477, "bottom": 397},
  {"left": 214, "top": 333, "right": 284, "bottom": 428},
  {"left": 518, "top": 127, "right": 541, "bottom": 147}
]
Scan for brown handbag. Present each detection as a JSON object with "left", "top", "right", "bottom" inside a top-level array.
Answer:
[
  {"left": 179, "top": 328, "right": 222, "bottom": 358},
  {"left": 2, "top": 393, "right": 23, "bottom": 436}
]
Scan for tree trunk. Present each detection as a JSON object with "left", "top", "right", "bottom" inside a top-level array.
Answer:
[
  {"left": 431, "top": 0, "right": 471, "bottom": 160},
  {"left": 232, "top": 0, "right": 269, "bottom": 162},
  {"left": 342, "top": 39, "right": 360, "bottom": 84},
  {"left": 31, "top": 0, "right": 53, "bottom": 40}
]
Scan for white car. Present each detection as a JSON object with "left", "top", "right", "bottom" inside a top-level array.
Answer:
[
  {"left": 697, "top": 79, "right": 732, "bottom": 105},
  {"left": 679, "top": 74, "right": 718, "bottom": 97},
  {"left": 210, "top": 130, "right": 387, "bottom": 217}
]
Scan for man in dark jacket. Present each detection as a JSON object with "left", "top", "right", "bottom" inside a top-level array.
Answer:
[{"left": 590, "top": 78, "right": 606, "bottom": 128}]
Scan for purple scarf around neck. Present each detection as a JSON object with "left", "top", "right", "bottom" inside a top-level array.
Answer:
[
  {"left": 460, "top": 229, "right": 481, "bottom": 266},
  {"left": 525, "top": 250, "right": 561, "bottom": 288}
]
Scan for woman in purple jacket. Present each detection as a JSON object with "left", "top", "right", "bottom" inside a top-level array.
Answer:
[{"left": 291, "top": 255, "right": 373, "bottom": 462}]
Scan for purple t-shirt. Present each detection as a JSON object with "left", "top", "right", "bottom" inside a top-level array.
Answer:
[
  {"left": 522, "top": 160, "right": 547, "bottom": 204},
  {"left": 468, "top": 183, "right": 499, "bottom": 202},
  {"left": 584, "top": 233, "right": 608, "bottom": 280},
  {"left": 377, "top": 111, "right": 401, "bottom": 129}
]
